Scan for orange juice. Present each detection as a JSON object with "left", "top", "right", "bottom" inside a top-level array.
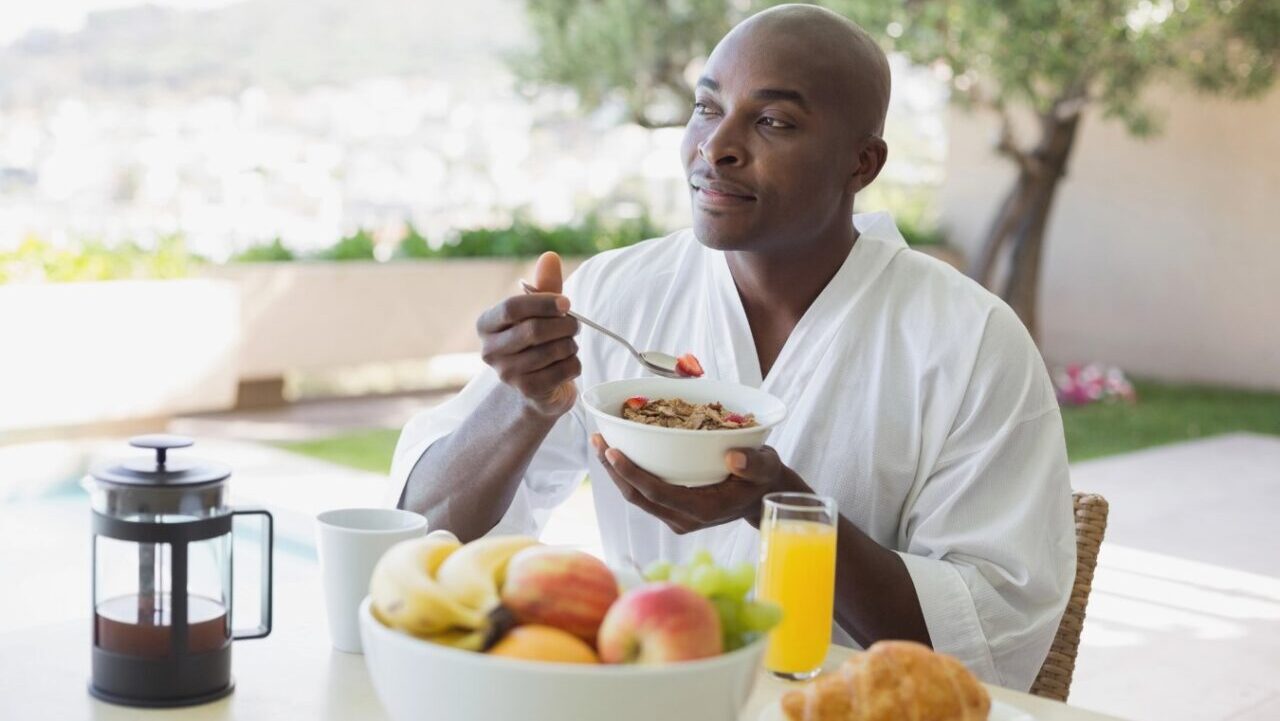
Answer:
[{"left": 757, "top": 518, "right": 837, "bottom": 676}]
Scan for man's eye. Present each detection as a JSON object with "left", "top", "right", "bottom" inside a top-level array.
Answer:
[
  {"left": 758, "top": 117, "right": 793, "bottom": 129},
  {"left": 693, "top": 102, "right": 719, "bottom": 116}
]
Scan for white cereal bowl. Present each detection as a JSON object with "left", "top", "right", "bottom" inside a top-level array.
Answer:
[
  {"left": 582, "top": 378, "right": 787, "bottom": 487},
  {"left": 359, "top": 596, "right": 766, "bottom": 721}
]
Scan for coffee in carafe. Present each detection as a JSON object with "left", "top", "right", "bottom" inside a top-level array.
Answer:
[{"left": 95, "top": 594, "right": 229, "bottom": 658}]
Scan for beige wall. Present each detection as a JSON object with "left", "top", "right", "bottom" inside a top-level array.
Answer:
[
  {"left": 940, "top": 86, "right": 1280, "bottom": 390},
  {"left": 200, "top": 259, "right": 583, "bottom": 380}
]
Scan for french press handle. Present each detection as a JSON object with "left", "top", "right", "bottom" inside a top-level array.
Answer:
[{"left": 231, "top": 506, "right": 273, "bottom": 640}]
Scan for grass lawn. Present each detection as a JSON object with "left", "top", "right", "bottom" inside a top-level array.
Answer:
[
  {"left": 277, "top": 380, "right": 1280, "bottom": 472},
  {"left": 276, "top": 429, "right": 402, "bottom": 474},
  {"left": 1059, "top": 379, "right": 1280, "bottom": 461}
]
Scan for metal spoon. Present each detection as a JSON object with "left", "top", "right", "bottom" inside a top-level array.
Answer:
[{"left": 519, "top": 279, "right": 685, "bottom": 378}]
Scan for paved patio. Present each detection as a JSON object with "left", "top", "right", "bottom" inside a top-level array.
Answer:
[
  {"left": 1065, "top": 434, "right": 1280, "bottom": 721},
  {"left": 2, "top": 390, "right": 1277, "bottom": 720}
]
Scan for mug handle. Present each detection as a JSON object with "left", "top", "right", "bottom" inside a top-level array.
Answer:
[{"left": 231, "top": 506, "right": 273, "bottom": 640}]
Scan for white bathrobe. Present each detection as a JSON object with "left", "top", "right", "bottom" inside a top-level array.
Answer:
[{"left": 387, "top": 212, "right": 1075, "bottom": 691}]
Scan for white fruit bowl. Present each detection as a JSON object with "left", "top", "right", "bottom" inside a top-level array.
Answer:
[
  {"left": 582, "top": 378, "right": 787, "bottom": 487},
  {"left": 359, "top": 596, "right": 766, "bottom": 721}
]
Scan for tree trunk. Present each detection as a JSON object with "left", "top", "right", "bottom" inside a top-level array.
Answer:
[
  {"left": 967, "top": 170, "right": 1035, "bottom": 287},
  {"left": 969, "top": 110, "right": 1083, "bottom": 341}
]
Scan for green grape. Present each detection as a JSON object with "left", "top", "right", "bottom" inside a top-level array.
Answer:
[
  {"left": 643, "top": 560, "right": 672, "bottom": 581},
  {"left": 711, "top": 597, "right": 743, "bottom": 635},
  {"left": 689, "top": 564, "right": 728, "bottom": 597},
  {"left": 723, "top": 563, "right": 756, "bottom": 599},
  {"left": 711, "top": 596, "right": 745, "bottom": 651},
  {"left": 691, "top": 549, "right": 715, "bottom": 567},
  {"left": 742, "top": 601, "right": 783, "bottom": 632}
]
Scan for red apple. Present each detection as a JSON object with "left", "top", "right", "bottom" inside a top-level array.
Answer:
[
  {"left": 500, "top": 547, "right": 620, "bottom": 644},
  {"left": 597, "top": 582, "right": 723, "bottom": 664}
]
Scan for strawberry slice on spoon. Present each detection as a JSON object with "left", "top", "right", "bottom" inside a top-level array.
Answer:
[{"left": 674, "top": 353, "right": 704, "bottom": 378}]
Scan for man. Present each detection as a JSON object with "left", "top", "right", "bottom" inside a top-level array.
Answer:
[{"left": 388, "top": 5, "right": 1074, "bottom": 691}]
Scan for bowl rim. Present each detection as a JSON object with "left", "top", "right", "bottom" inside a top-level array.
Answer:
[
  {"left": 581, "top": 379, "right": 787, "bottom": 438},
  {"left": 359, "top": 596, "right": 766, "bottom": 677}
]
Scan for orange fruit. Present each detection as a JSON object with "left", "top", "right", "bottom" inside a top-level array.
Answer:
[{"left": 488, "top": 625, "right": 599, "bottom": 664}]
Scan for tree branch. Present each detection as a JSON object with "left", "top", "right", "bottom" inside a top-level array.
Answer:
[
  {"left": 629, "top": 109, "right": 687, "bottom": 130},
  {"left": 624, "top": 74, "right": 693, "bottom": 129},
  {"left": 1052, "top": 81, "right": 1091, "bottom": 121},
  {"left": 993, "top": 105, "right": 1044, "bottom": 177}
]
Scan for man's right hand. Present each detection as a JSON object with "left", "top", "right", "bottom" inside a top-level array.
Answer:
[{"left": 475, "top": 252, "right": 581, "bottom": 418}]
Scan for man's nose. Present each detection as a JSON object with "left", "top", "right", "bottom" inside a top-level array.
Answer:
[{"left": 698, "top": 123, "right": 745, "bottom": 167}]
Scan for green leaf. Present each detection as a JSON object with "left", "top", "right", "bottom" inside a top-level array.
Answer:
[
  {"left": 394, "top": 224, "right": 435, "bottom": 259},
  {"left": 231, "top": 237, "right": 295, "bottom": 263},
  {"left": 519, "top": 0, "right": 1280, "bottom": 137},
  {"left": 316, "top": 229, "right": 377, "bottom": 261}
]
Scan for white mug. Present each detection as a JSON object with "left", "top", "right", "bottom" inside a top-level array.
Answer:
[{"left": 316, "top": 508, "right": 427, "bottom": 653}]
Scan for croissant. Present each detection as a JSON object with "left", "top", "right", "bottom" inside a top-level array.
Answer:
[{"left": 781, "top": 641, "right": 991, "bottom": 721}]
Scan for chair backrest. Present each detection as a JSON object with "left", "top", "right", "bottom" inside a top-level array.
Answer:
[{"left": 1029, "top": 491, "right": 1109, "bottom": 702}]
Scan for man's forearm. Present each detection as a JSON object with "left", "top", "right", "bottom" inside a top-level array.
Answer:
[
  {"left": 832, "top": 515, "right": 931, "bottom": 648},
  {"left": 398, "top": 384, "right": 562, "bottom": 542}
]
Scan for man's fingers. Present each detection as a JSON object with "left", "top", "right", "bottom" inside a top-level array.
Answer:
[
  {"left": 485, "top": 315, "right": 578, "bottom": 356},
  {"left": 603, "top": 446, "right": 718, "bottom": 511},
  {"left": 594, "top": 434, "right": 768, "bottom": 532},
  {"left": 512, "top": 355, "right": 582, "bottom": 396},
  {"left": 724, "top": 445, "right": 782, "bottom": 483},
  {"left": 476, "top": 294, "right": 570, "bottom": 334},
  {"left": 594, "top": 433, "right": 717, "bottom": 509},
  {"left": 533, "top": 251, "right": 564, "bottom": 295},
  {"left": 593, "top": 436, "right": 685, "bottom": 509},
  {"left": 604, "top": 448, "right": 674, "bottom": 494},
  {"left": 495, "top": 337, "right": 578, "bottom": 377},
  {"left": 594, "top": 441, "right": 698, "bottom": 534}
]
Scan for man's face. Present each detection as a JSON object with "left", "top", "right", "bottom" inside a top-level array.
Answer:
[{"left": 680, "top": 30, "right": 862, "bottom": 253}]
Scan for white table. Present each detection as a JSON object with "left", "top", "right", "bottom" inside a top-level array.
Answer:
[{"left": 0, "top": 545, "right": 1125, "bottom": 721}]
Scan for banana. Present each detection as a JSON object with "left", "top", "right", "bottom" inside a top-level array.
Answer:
[
  {"left": 421, "top": 628, "right": 487, "bottom": 652},
  {"left": 369, "top": 533, "right": 487, "bottom": 635},
  {"left": 424, "top": 528, "right": 459, "bottom": 547},
  {"left": 433, "top": 535, "right": 540, "bottom": 611}
]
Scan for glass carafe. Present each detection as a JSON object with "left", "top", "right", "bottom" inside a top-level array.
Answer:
[{"left": 84, "top": 435, "right": 272, "bottom": 707}]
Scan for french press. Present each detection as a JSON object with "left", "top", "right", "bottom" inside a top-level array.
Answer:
[{"left": 84, "top": 435, "right": 273, "bottom": 707}]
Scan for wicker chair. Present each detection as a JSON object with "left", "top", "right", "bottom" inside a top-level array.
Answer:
[{"left": 1029, "top": 491, "right": 1110, "bottom": 702}]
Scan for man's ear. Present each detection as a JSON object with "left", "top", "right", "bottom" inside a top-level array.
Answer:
[{"left": 847, "top": 136, "right": 889, "bottom": 195}]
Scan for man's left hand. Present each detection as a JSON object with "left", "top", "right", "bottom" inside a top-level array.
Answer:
[{"left": 591, "top": 432, "right": 809, "bottom": 533}]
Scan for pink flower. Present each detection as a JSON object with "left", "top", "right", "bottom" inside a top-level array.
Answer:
[{"left": 1055, "top": 363, "right": 1137, "bottom": 406}]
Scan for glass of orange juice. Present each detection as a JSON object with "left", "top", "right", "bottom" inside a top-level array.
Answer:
[{"left": 756, "top": 492, "right": 838, "bottom": 680}]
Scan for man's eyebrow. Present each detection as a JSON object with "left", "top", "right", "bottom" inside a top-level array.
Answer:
[
  {"left": 752, "top": 88, "right": 809, "bottom": 111},
  {"left": 695, "top": 78, "right": 809, "bottom": 112}
]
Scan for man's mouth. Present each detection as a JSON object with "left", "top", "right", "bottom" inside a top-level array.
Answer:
[{"left": 691, "top": 180, "right": 757, "bottom": 207}]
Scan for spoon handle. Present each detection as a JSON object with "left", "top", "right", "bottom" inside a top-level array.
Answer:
[
  {"left": 518, "top": 280, "right": 640, "bottom": 357},
  {"left": 565, "top": 309, "right": 640, "bottom": 356}
]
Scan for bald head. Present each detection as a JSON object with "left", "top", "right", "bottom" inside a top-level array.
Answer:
[
  {"left": 681, "top": 4, "right": 892, "bottom": 254},
  {"left": 715, "top": 4, "right": 891, "bottom": 136}
]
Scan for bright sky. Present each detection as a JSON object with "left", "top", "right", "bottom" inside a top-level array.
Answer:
[{"left": 0, "top": 0, "right": 242, "bottom": 45}]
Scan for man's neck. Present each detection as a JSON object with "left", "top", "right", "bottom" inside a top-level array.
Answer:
[
  {"left": 725, "top": 223, "right": 859, "bottom": 326},
  {"left": 723, "top": 218, "right": 859, "bottom": 378}
]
